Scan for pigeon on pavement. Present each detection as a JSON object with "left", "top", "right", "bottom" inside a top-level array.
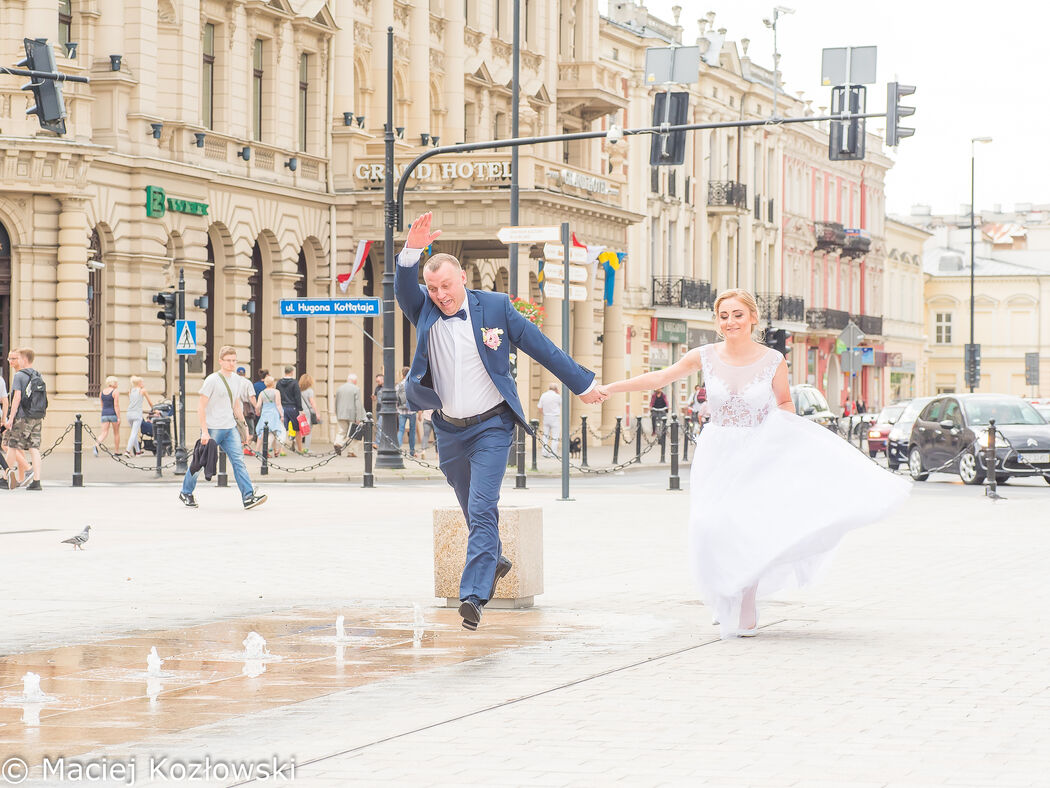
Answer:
[{"left": 61, "top": 525, "right": 92, "bottom": 550}]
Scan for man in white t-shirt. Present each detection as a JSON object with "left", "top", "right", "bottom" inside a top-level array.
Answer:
[
  {"left": 537, "top": 383, "right": 562, "bottom": 457},
  {"left": 178, "top": 345, "right": 266, "bottom": 510}
]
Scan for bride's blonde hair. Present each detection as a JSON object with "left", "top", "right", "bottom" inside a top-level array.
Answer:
[{"left": 713, "top": 289, "right": 760, "bottom": 339}]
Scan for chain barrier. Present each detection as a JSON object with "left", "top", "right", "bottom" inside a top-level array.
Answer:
[
  {"left": 38, "top": 422, "right": 74, "bottom": 459},
  {"left": 372, "top": 422, "right": 444, "bottom": 472},
  {"left": 82, "top": 422, "right": 178, "bottom": 471},
  {"left": 989, "top": 432, "right": 1050, "bottom": 478},
  {"left": 535, "top": 431, "right": 661, "bottom": 475}
]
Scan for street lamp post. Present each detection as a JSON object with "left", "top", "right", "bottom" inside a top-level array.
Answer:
[
  {"left": 763, "top": 6, "right": 794, "bottom": 119},
  {"left": 969, "top": 136, "right": 992, "bottom": 393}
]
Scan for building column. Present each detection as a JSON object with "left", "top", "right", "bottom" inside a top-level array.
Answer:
[
  {"left": 408, "top": 1, "right": 430, "bottom": 140},
  {"left": 55, "top": 197, "right": 89, "bottom": 396},
  {"left": 572, "top": 291, "right": 596, "bottom": 431},
  {"left": 443, "top": 1, "right": 465, "bottom": 144}
]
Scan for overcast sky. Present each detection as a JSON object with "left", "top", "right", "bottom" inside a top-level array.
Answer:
[{"left": 612, "top": 1, "right": 1050, "bottom": 217}]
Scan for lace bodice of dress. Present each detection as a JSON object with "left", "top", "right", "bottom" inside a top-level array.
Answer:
[{"left": 699, "top": 344, "right": 783, "bottom": 428}]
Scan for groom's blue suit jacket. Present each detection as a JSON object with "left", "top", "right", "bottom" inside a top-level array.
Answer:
[{"left": 395, "top": 260, "right": 594, "bottom": 433}]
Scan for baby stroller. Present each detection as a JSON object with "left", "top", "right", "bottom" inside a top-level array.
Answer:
[{"left": 140, "top": 400, "right": 175, "bottom": 456}]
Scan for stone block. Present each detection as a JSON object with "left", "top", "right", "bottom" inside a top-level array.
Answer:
[{"left": 433, "top": 505, "right": 543, "bottom": 609}]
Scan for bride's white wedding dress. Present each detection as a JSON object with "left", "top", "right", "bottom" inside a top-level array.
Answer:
[{"left": 690, "top": 343, "right": 911, "bottom": 639}]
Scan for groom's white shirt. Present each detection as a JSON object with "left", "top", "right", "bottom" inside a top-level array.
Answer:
[{"left": 398, "top": 246, "right": 504, "bottom": 419}]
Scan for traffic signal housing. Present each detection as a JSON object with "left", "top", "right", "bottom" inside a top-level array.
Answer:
[
  {"left": 153, "top": 291, "right": 177, "bottom": 326},
  {"left": 649, "top": 91, "right": 689, "bottom": 166},
  {"left": 829, "top": 85, "right": 865, "bottom": 161},
  {"left": 886, "top": 81, "right": 916, "bottom": 147},
  {"left": 763, "top": 327, "right": 790, "bottom": 356},
  {"left": 17, "top": 38, "right": 67, "bottom": 134}
]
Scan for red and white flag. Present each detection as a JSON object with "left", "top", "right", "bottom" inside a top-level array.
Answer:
[{"left": 337, "top": 239, "right": 372, "bottom": 293}]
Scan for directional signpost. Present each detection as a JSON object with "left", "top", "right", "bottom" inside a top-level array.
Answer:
[
  {"left": 279, "top": 298, "right": 381, "bottom": 317},
  {"left": 175, "top": 319, "right": 197, "bottom": 356},
  {"left": 542, "top": 243, "right": 587, "bottom": 264},
  {"left": 838, "top": 321, "right": 865, "bottom": 447},
  {"left": 540, "top": 263, "right": 588, "bottom": 283},
  {"left": 496, "top": 225, "right": 561, "bottom": 244}
]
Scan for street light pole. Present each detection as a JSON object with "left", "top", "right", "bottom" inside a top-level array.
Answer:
[
  {"left": 969, "top": 135, "right": 992, "bottom": 393},
  {"left": 764, "top": 6, "right": 794, "bottom": 120}
]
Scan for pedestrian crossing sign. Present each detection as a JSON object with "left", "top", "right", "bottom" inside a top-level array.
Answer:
[{"left": 175, "top": 319, "right": 197, "bottom": 355}]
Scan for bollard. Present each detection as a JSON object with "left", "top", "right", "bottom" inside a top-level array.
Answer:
[
  {"left": 682, "top": 417, "right": 690, "bottom": 462},
  {"left": 659, "top": 417, "right": 667, "bottom": 464},
  {"left": 72, "top": 414, "right": 84, "bottom": 488},
  {"left": 529, "top": 419, "right": 539, "bottom": 471},
  {"left": 985, "top": 418, "right": 1002, "bottom": 500},
  {"left": 580, "top": 415, "right": 589, "bottom": 467},
  {"left": 363, "top": 415, "right": 375, "bottom": 488},
  {"left": 515, "top": 424, "right": 527, "bottom": 489},
  {"left": 153, "top": 418, "right": 166, "bottom": 478},
  {"left": 217, "top": 448, "right": 228, "bottom": 487},
  {"left": 635, "top": 418, "right": 643, "bottom": 463},
  {"left": 669, "top": 415, "right": 681, "bottom": 490},
  {"left": 612, "top": 416, "right": 622, "bottom": 465},
  {"left": 261, "top": 425, "right": 270, "bottom": 476}
]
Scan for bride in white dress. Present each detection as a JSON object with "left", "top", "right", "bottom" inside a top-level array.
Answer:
[{"left": 598, "top": 289, "right": 911, "bottom": 638}]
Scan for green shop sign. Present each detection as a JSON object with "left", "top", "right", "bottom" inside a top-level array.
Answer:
[
  {"left": 145, "top": 186, "right": 209, "bottom": 218},
  {"left": 656, "top": 318, "right": 688, "bottom": 344}
]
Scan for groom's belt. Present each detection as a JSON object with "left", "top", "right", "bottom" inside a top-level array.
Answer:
[{"left": 437, "top": 401, "right": 510, "bottom": 428}]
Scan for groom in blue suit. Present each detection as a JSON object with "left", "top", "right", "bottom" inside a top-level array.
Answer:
[{"left": 395, "top": 213, "right": 605, "bottom": 630}]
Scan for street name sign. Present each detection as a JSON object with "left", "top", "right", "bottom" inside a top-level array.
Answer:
[
  {"left": 543, "top": 282, "right": 587, "bottom": 302},
  {"left": 175, "top": 319, "right": 197, "bottom": 355},
  {"left": 541, "top": 263, "right": 589, "bottom": 283},
  {"left": 542, "top": 243, "right": 587, "bottom": 263},
  {"left": 280, "top": 298, "right": 382, "bottom": 317},
  {"left": 497, "top": 225, "right": 561, "bottom": 244}
]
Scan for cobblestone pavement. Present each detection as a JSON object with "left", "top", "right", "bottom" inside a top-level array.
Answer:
[{"left": 2, "top": 471, "right": 1048, "bottom": 787}]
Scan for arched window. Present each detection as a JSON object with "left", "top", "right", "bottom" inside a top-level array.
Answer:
[{"left": 203, "top": 237, "right": 216, "bottom": 369}]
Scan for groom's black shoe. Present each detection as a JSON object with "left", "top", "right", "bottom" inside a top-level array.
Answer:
[
  {"left": 488, "top": 556, "right": 512, "bottom": 601},
  {"left": 459, "top": 598, "right": 482, "bottom": 631}
]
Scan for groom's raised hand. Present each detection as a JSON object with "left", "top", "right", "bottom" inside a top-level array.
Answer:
[{"left": 406, "top": 211, "right": 443, "bottom": 249}]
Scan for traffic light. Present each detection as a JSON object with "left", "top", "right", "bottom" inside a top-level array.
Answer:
[
  {"left": 17, "top": 38, "right": 67, "bottom": 134},
  {"left": 886, "top": 81, "right": 916, "bottom": 147},
  {"left": 153, "top": 291, "right": 177, "bottom": 326},
  {"left": 829, "top": 85, "right": 865, "bottom": 161},
  {"left": 964, "top": 342, "right": 981, "bottom": 389},
  {"left": 763, "top": 327, "right": 790, "bottom": 356},
  {"left": 649, "top": 91, "right": 689, "bottom": 166}
]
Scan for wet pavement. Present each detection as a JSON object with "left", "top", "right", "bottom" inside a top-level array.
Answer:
[{"left": 2, "top": 472, "right": 1049, "bottom": 786}]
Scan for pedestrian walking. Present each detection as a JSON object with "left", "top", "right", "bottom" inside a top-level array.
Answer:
[
  {"left": 334, "top": 372, "right": 364, "bottom": 456},
  {"left": 395, "top": 366, "right": 416, "bottom": 457},
  {"left": 235, "top": 367, "right": 257, "bottom": 454},
  {"left": 371, "top": 373, "right": 384, "bottom": 448},
  {"left": 395, "top": 212, "right": 603, "bottom": 631},
  {"left": 254, "top": 375, "right": 284, "bottom": 458},
  {"left": 418, "top": 409, "right": 436, "bottom": 460},
  {"left": 0, "top": 364, "right": 13, "bottom": 489},
  {"left": 124, "top": 376, "right": 154, "bottom": 456},
  {"left": 596, "top": 289, "right": 910, "bottom": 639},
  {"left": 178, "top": 345, "right": 266, "bottom": 510},
  {"left": 298, "top": 373, "right": 319, "bottom": 452},
  {"left": 253, "top": 368, "right": 268, "bottom": 396},
  {"left": 649, "top": 388, "right": 669, "bottom": 438},
  {"left": 536, "top": 383, "right": 561, "bottom": 457},
  {"left": 3, "top": 349, "right": 22, "bottom": 487},
  {"left": 276, "top": 366, "right": 304, "bottom": 454},
  {"left": 93, "top": 376, "right": 121, "bottom": 455},
  {"left": 4, "top": 347, "right": 47, "bottom": 490}
]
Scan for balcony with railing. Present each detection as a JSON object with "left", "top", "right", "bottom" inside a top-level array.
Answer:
[
  {"left": 814, "top": 221, "right": 846, "bottom": 252},
  {"left": 842, "top": 228, "right": 872, "bottom": 258},
  {"left": 805, "top": 307, "right": 851, "bottom": 331},
  {"left": 856, "top": 313, "right": 883, "bottom": 336},
  {"left": 707, "top": 181, "right": 748, "bottom": 212},
  {"left": 757, "top": 293, "right": 806, "bottom": 324},
  {"left": 652, "top": 276, "right": 715, "bottom": 311}
]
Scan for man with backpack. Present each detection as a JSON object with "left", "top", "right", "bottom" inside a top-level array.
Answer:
[{"left": 4, "top": 347, "right": 47, "bottom": 490}]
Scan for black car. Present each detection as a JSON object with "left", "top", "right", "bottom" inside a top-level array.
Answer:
[
  {"left": 907, "top": 394, "right": 1050, "bottom": 484},
  {"left": 887, "top": 396, "right": 934, "bottom": 470},
  {"left": 790, "top": 384, "right": 837, "bottom": 431}
]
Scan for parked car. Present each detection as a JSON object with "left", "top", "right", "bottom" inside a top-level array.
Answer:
[
  {"left": 1032, "top": 403, "right": 1050, "bottom": 422},
  {"left": 790, "top": 385, "right": 838, "bottom": 431},
  {"left": 866, "top": 403, "right": 908, "bottom": 458},
  {"left": 907, "top": 394, "right": 1050, "bottom": 484},
  {"left": 887, "top": 396, "right": 934, "bottom": 470}
]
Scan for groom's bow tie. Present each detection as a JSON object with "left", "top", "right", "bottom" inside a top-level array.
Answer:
[{"left": 440, "top": 309, "right": 467, "bottom": 321}]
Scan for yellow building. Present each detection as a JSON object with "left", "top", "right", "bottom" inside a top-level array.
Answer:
[{"left": 882, "top": 218, "right": 929, "bottom": 401}]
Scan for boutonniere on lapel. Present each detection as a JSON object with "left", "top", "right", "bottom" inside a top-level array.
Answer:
[{"left": 480, "top": 327, "right": 504, "bottom": 350}]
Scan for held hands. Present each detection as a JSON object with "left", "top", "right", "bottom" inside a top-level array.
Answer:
[
  {"left": 580, "top": 384, "right": 610, "bottom": 405},
  {"left": 406, "top": 211, "right": 442, "bottom": 249}
]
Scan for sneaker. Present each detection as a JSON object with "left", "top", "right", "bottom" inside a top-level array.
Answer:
[
  {"left": 243, "top": 492, "right": 268, "bottom": 510},
  {"left": 179, "top": 492, "right": 198, "bottom": 508},
  {"left": 6, "top": 468, "right": 15, "bottom": 489},
  {"left": 26, "top": 480, "right": 42, "bottom": 491},
  {"left": 18, "top": 471, "right": 35, "bottom": 489}
]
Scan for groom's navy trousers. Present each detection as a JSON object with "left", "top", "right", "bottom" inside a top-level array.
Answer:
[{"left": 433, "top": 409, "right": 516, "bottom": 602}]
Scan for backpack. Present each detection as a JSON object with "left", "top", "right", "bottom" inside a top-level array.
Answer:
[
  {"left": 396, "top": 381, "right": 408, "bottom": 409},
  {"left": 23, "top": 370, "right": 48, "bottom": 419}
]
